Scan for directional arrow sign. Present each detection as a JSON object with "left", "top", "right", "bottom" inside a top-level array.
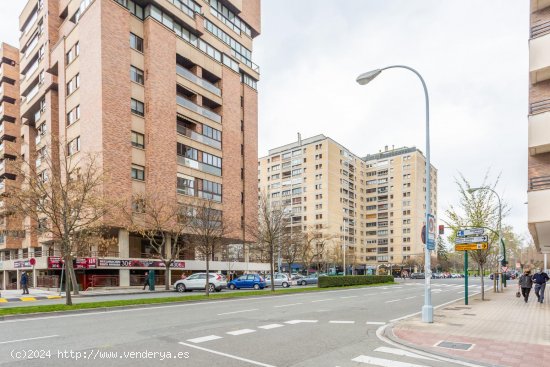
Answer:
[
  {"left": 457, "top": 228, "right": 485, "bottom": 237},
  {"left": 455, "top": 235, "right": 488, "bottom": 244},
  {"left": 455, "top": 243, "right": 488, "bottom": 251}
]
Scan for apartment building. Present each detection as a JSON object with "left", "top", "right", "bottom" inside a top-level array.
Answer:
[
  {"left": 528, "top": 1, "right": 550, "bottom": 257},
  {"left": 0, "top": 0, "right": 268, "bottom": 291},
  {"left": 258, "top": 135, "right": 437, "bottom": 275}
]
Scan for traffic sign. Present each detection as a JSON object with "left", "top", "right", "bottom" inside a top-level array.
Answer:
[
  {"left": 455, "top": 243, "right": 488, "bottom": 251},
  {"left": 427, "top": 214, "right": 435, "bottom": 251},
  {"left": 457, "top": 228, "right": 485, "bottom": 237},
  {"left": 455, "top": 235, "right": 488, "bottom": 244}
]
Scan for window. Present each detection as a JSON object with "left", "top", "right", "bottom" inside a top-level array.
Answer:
[
  {"left": 203, "top": 125, "right": 221, "bottom": 142},
  {"left": 177, "top": 174, "right": 195, "bottom": 196},
  {"left": 66, "top": 42, "right": 79, "bottom": 64},
  {"left": 201, "top": 179, "right": 222, "bottom": 202},
  {"left": 66, "top": 74, "right": 80, "bottom": 95},
  {"left": 37, "top": 122, "right": 47, "bottom": 136},
  {"left": 67, "top": 136, "right": 80, "bottom": 155},
  {"left": 66, "top": 105, "right": 80, "bottom": 125},
  {"left": 131, "top": 98, "right": 144, "bottom": 116},
  {"left": 132, "top": 198, "right": 145, "bottom": 213},
  {"left": 130, "top": 33, "right": 143, "bottom": 52},
  {"left": 131, "top": 165, "right": 145, "bottom": 181},
  {"left": 131, "top": 131, "right": 145, "bottom": 149},
  {"left": 130, "top": 66, "right": 144, "bottom": 85},
  {"left": 203, "top": 152, "right": 222, "bottom": 168}
]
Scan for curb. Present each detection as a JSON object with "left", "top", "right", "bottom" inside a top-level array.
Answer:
[{"left": 0, "top": 296, "right": 62, "bottom": 303}]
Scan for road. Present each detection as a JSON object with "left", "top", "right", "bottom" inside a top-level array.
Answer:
[{"left": 0, "top": 278, "right": 490, "bottom": 366}]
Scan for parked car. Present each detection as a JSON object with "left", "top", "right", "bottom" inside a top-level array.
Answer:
[
  {"left": 297, "top": 274, "right": 318, "bottom": 286},
  {"left": 228, "top": 274, "right": 266, "bottom": 290},
  {"left": 489, "top": 273, "right": 511, "bottom": 280},
  {"left": 174, "top": 273, "right": 227, "bottom": 293},
  {"left": 265, "top": 273, "right": 293, "bottom": 288},
  {"left": 410, "top": 272, "right": 425, "bottom": 279}
]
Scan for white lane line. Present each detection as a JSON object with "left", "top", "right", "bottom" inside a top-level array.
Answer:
[
  {"left": 217, "top": 308, "right": 258, "bottom": 316},
  {"left": 340, "top": 295, "right": 358, "bottom": 299},
  {"left": 179, "top": 342, "right": 276, "bottom": 367},
  {"left": 311, "top": 298, "right": 334, "bottom": 303},
  {"left": 385, "top": 299, "right": 401, "bottom": 303},
  {"left": 458, "top": 291, "right": 466, "bottom": 293},
  {"left": 366, "top": 322, "right": 386, "bottom": 325},
  {"left": 352, "top": 355, "right": 428, "bottom": 367},
  {"left": 274, "top": 303, "right": 302, "bottom": 308},
  {"left": 187, "top": 335, "right": 223, "bottom": 344},
  {"left": 226, "top": 329, "right": 256, "bottom": 336},
  {"left": 258, "top": 324, "right": 284, "bottom": 330},
  {"left": 374, "top": 346, "right": 436, "bottom": 361},
  {"left": 329, "top": 320, "right": 355, "bottom": 324},
  {"left": 0, "top": 335, "right": 59, "bottom": 345},
  {"left": 404, "top": 296, "right": 416, "bottom": 300},
  {"left": 284, "top": 320, "right": 318, "bottom": 324}
]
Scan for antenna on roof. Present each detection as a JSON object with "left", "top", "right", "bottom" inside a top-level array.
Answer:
[{"left": 297, "top": 132, "right": 302, "bottom": 146}]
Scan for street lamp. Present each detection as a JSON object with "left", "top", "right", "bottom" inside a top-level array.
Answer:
[
  {"left": 467, "top": 187, "right": 505, "bottom": 290},
  {"left": 356, "top": 65, "right": 433, "bottom": 323}
]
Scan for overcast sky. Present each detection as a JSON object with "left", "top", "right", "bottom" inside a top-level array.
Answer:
[{"left": 0, "top": 1, "right": 529, "bottom": 240}]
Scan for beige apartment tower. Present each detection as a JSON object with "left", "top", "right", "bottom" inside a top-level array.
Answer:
[
  {"left": 1, "top": 0, "right": 266, "bottom": 290},
  {"left": 528, "top": 1, "right": 550, "bottom": 257},
  {"left": 258, "top": 135, "right": 437, "bottom": 275}
]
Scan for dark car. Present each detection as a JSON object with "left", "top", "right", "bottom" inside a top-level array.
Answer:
[
  {"left": 297, "top": 274, "right": 318, "bottom": 286},
  {"left": 228, "top": 274, "right": 266, "bottom": 290},
  {"left": 489, "top": 273, "right": 511, "bottom": 280},
  {"left": 410, "top": 272, "right": 425, "bottom": 279}
]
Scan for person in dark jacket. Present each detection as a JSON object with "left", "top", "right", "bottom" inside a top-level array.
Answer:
[
  {"left": 533, "top": 268, "right": 549, "bottom": 304},
  {"left": 142, "top": 271, "right": 149, "bottom": 290},
  {"left": 518, "top": 270, "right": 533, "bottom": 303},
  {"left": 20, "top": 271, "right": 29, "bottom": 295}
]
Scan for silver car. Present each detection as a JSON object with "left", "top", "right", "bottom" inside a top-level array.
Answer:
[
  {"left": 173, "top": 273, "right": 227, "bottom": 292},
  {"left": 265, "top": 273, "right": 293, "bottom": 288}
]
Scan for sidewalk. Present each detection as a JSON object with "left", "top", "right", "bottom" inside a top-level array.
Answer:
[
  {"left": 0, "top": 287, "right": 174, "bottom": 302},
  {"left": 389, "top": 287, "right": 550, "bottom": 366},
  {"left": 0, "top": 289, "right": 62, "bottom": 302}
]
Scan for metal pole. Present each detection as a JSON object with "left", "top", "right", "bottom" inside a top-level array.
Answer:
[
  {"left": 343, "top": 218, "right": 346, "bottom": 275},
  {"left": 464, "top": 250, "right": 468, "bottom": 305}
]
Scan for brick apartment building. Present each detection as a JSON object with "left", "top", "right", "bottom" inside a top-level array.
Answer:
[{"left": 0, "top": 0, "right": 268, "bottom": 291}]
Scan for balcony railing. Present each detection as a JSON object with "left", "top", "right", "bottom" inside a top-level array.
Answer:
[
  {"left": 177, "top": 155, "right": 221, "bottom": 176},
  {"left": 532, "top": 20, "right": 550, "bottom": 39},
  {"left": 530, "top": 98, "right": 550, "bottom": 115},
  {"left": 35, "top": 134, "right": 42, "bottom": 145},
  {"left": 0, "top": 161, "right": 4, "bottom": 171},
  {"left": 177, "top": 95, "right": 221, "bottom": 123},
  {"left": 35, "top": 158, "right": 41, "bottom": 167},
  {"left": 177, "top": 124, "right": 221, "bottom": 149},
  {"left": 530, "top": 175, "right": 550, "bottom": 191},
  {"left": 176, "top": 65, "right": 221, "bottom": 96}
]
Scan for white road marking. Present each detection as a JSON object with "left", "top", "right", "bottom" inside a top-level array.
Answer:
[
  {"left": 179, "top": 342, "right": 276, "bottom": 367},
  {"left": 366, "top": 322, "right": 386, "bottom": 325},
  {"left": 404, "top": 296, "right": 416, "bottom": 300},
  {"left": 311, "top": 298, "right": 334, "bottom": 303},
  {"left": 187, "top": 335, "right": 223, "bottom": 344},
  {"left": 340, "top": 295, "right": 358, "bottom": 299},
  {"left": 284, "top": 320, "right": 318, "bottom": 324},
  {"left": 385, "top": 299, "right": 401, "bottom": 303},
  {"left": 217, "top": 308, "right": 258, "bottom": 316},
  {"left": 0, "top": 335, "right": 59, "bottom": 345},
  {"left": 329, "top": 320, "right": 355, "bottom": 324},
  {"left": 258, "top": 324, "right": 284, "bottom": 330},
  {"left": 227, "top": 329, "right": 256, "bottom": 336},
  {"left": 274, "top": 303, "right": 302, "bottom": 308},
  {"left": 458, "top": 291, "right": 466, "bottom": 293},
  {"left": 352, "top": 355, "right": 428, "bottom": 367},
  {"left": 374, "top": 346, "right": 436, "bottom": 361}
]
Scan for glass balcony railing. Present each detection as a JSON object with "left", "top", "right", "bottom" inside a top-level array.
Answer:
[
  {"left": 176, "top": 124, "right": 221, "bottom": 150},
  {"left": 35, "top": 134, "right": 42, "bottom": 145},
  {"left": 177, "top": 155, "right": 221, "bottom": 176},
  {"left": 35, "top": 158, "right": 41, "bottom": 167},
  {"left": 176, "top": 65, "right": 221, "bottom": 97},
  {"left": 177, "top": 95, "right": 221, "bottom": 123},
  {"left": 177, "top": 186, "right": 194, "bottom": 196}
]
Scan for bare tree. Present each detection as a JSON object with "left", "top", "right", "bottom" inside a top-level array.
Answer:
[
  {"left": 123, "top": 192, "right": 190, "bottom": 290},
  {"left": 281, "top": 228, "right": 306, "bottom": 275},
  {"left": 6, "top": 141, "right": 110, "bottom": 305},
  {"left": 444, "top": 173, "right": 508, "bottom": 300},
  {"left": 186, "top": 199, "right": 226, "bottom": 296},
  {"left": 248, "top": 193, "right": 288, "bottom": 291},
  {"left": 300, "top": 226, "right": 331, "bottom": 274}
]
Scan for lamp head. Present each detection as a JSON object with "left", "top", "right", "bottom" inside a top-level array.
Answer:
[
  {"left": 467, "top": 188, "right": 480, "bottom": 194},
  {"left": 356, "top": 69, "right": 382, "bottom": 85}
]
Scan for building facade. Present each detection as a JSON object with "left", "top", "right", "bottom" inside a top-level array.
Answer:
[
  {"left": 0, "top": 0, "right": 267, "bottom": 291},
  {"left": 528, "top": 1, "right": 550, "bottom": 257},
  {"left": 258, "top": 135, "right": 437, "bottom": 275}
]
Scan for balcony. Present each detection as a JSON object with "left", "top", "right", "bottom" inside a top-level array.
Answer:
[
  {"left": 528, "top": 186, "right": 550, "bottom": 253},
  {"left": 529, "top": 111, "right": 550, "bottom": 155},
  {"left": 176, "top": 65, "right": 221, "bottom": 97},
  {"left": 177, "top": 124, "right": 221, "bottom": 150},
  {"left": 177, "top": 155, "right": 221, "bottom": 176},
  {"left": 36, "top": 158, "right": 42, "bottom": 168},
  {"left": 531, "top": 0, "right": 550, "bottom": 12},
  {"left": 529, "top": 30, "right": 550, "bottom": 84},
  {"left": 176, "top": 95, "right": 221, "bottom": 123},
  {"left": 35, "top": 134, "right": 42, "bottom": 145}
]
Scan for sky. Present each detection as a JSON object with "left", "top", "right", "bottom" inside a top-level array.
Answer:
[{"left": 0, "top": 1, "right": 530, "bottom": 240}]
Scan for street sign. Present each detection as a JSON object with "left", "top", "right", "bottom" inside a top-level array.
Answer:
[
  {"left": 455, "top": 243, "right": 488, "bottom": 251},
  {"left": 455, "top": 235, "right": 488, "bottom": 244},
  {"left": 427, "top": 214, "right": 435, "bottom": 251},
  {"left": 457, "top": 228, "right": 485, "bottom": 237}
]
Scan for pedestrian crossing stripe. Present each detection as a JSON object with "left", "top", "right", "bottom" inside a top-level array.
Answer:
[
  {"left": 0, "top": 298, "right": 7, "bottom": 303},
  {"left": 20, "top": 297, "right": 37, "bottom": 302}
]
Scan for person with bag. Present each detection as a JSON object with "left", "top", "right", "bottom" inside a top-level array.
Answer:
[
  {"left": 533, "top": 268, "right": 549, "bottom": 304},
  {"left": 518, "top": 270, "right": 533, "bottom": 303}
]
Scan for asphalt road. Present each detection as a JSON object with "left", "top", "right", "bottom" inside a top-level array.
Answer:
[{"left": 0, "top": 278, "right": 490, "bottom": 367}]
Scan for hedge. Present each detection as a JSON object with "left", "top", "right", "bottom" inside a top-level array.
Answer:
[{"left": 318, "top": 275, "right": 394, "bottom": 288}]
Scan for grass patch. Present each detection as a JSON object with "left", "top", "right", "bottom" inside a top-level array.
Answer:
[{"left": 0, "top": 281, "right": 394, "bottom": 317}]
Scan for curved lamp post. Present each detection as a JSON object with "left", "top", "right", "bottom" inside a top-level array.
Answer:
[{"left": 356, "top": 65, "right": 434, "bottom": 323}]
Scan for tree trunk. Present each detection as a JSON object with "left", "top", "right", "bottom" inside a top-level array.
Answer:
[
  {"left": 205, "top": 257, "right": 210, "bottom": 297},
  {"left": 164, "top": 262, "right": 171, "bottom": 291},
  {"left": 68, "top": 263, "right": 79, "bottom": 295},
  {"left": 270, "top": 244, "right": 275, "bottom": 292},
  {"left": 480, "top": 264, "right": 485, "bottom": 301},
  {"left": 64, "top": 255, "right": 72, "bottom": 306}
]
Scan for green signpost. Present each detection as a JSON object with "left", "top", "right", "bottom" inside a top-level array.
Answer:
[
  {"left": 464, "top": 250, "right": 468, "bottom": 305},
  {"left": 456, "top": 228, "right": 488, "bottom": 306}
]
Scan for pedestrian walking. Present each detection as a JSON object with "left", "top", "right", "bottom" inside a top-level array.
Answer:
[
  {"left": 518, "top": 270, "right": 533, "bottom": 303},
  {"left": 20, "top": 271, "right": 29, "bottom": 295},
  {"left": 142, "top": 271, "right": 149, "bottom": 290},
  {"left": 533, "top": 268, "right": 549, "bottom": 304}
]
